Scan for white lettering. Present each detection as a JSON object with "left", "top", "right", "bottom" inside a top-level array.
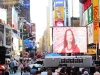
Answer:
[{"left": 56, "top": 1, "right": 63, "bottom": 4}]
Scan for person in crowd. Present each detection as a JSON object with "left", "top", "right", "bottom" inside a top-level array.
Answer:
[
  {"left": 41, "top": 67, "right": 47, "bottom": 75},
  {"left": 95, "top": 67, "right": 100, "bottom": 72},
  {"left": 4, "top": 60, "right": 9, "bottom": 75},
  {"left": 94, "top": 71, "right": 100, "bottom": 75},
  {"left": 60, "top": 66, "right": 67, "bottom": 75},
  {"left": 82, "top": 71, "right": 89, "bottom": 75},
  {"left": 30, "top": 66, "right": 37, "bottom": 75},
  {"left": 60, "top": 64, "right": 70, "bottom": 75},
  {"left": 47, "top": 70, "right": 52, "bottom": 75},
  {"left": 9, "top": 59, "right": 14, "bottom": 74},
  {"left": 55, "top": 67, "right": 60, "bottom": 73},
  {"left": 77, "top": 71, "right": 82, "bottom": 75},
  {"left": 52, "top": 68, "right": 58, "bottom": 75},
  {"left": 58, "top": 29, "right": 80, "bottom": 53},
  {"left": 19, "top": 62, "right": 24, "bottom": 75},
  {"left": 23, "top": 68, "right": 30, "bottom": 75},
  {"left": 13, "top": 59, "right": 18, "bottom": 73},
  {"left": 81, "top": 69, "right": 85, "bottom": 74},
  {"left": 39, "top": 67, "right": 44, "bottom": 73},
  {"left": 24, "top": 60, "right": 28, "bottom": 67}
]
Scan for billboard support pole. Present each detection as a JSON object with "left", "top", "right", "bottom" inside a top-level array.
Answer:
[{"left": 96, "top": 41, "right": 98, "bottom": 60}]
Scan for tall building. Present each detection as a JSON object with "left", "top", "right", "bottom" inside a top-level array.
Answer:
[
  {"left": 79, "top": 2, "right": 84, "bottom": 26},
  {"left": 68, "top": 0, "right": 80, "bottom": 26},
  {"left": 79, "top": 0, "right": 99, "bottom": 55},
  {"left": 0, "top": 0, "right": 31, "bottom": 52},
  {"left": 1, "top": 0, "right": 19, "bottom": 25}
]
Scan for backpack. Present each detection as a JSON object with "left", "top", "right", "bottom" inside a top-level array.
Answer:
[{"left": 9, "top": 61, "right": 14, "bottom": 67}]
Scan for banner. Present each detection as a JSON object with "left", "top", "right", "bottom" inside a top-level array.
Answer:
[
  {"left": 13, "top": 36, "right": 19, "bottom": 51},
  {"left": 88, "top": 5, "right": 93, "bottom": 24},
  {"left": 5, "top": 28, "right": 11, "bottom": 46},
  {"left": 83, "top": 0, "right": 91, "bottom": 11},
  {"left": 53, "top": 27, "right": 87, "bottom": 53},
  {"left": 93, "top": 0, "right": 99, "bottom": 44},
  {"left": 55, "top": 0, "right": 64, "bottom": 7},
  {"left": 25, "top": 22, "right": 31, "bottom": 33},
  {"left": 83, "top": 10, "right": 88, "bottom": 26},
  {"left": 84, "top": 49, "right": 96, "bottom": 54},
  {"left": 0, "top": 8, "right": 7, "bottom": 24},
  {"left": 12, "top": 7, "right": 18, "bottom": 31},
  {"left": 23, "top": 0, "right": 30, "bottom": 9},
  {"left": 31, "top": 23, "right": 36, "bottom": 37},
  {"left": 0, "top": 24, "right": 4, "bottom": 46},
  {"left": 54, "top": 6, "right": 64, "bottom": 26},
  {"left": 88, "top": 23, "right": 94, "bottom": 44}
]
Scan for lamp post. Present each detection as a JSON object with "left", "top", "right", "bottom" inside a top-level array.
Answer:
[{"left": 19, "top": 17, "right": 26, "bottom": 51}]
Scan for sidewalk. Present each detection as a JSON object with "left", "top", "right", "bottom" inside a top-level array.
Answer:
[{"left": 10, "top": 71, "right": 21, "bottom": 75}]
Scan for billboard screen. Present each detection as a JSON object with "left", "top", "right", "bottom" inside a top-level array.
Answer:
[{"left": 53, "top": 27, "right": 87, "bottom": 53}]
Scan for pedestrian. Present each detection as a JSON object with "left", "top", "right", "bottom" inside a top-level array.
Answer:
[
  {"left": 13, "top": 59, "right": 18, "bottom": 73},
  {"left": 9, "top": 59, "right": 14, "bottom": 74},
  {"left": 23, "top": 68, "right": 30, "bottom": 75},
  {"left": 19, "top": 62, "right": 24, "bottom": 75},
  {"left": 4, "top": 60, "right": 9, "bottom": 75}
]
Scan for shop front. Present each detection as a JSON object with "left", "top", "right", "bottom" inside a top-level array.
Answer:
[{"left": 12, "top": 32, "right": 19, "bottom": 55}]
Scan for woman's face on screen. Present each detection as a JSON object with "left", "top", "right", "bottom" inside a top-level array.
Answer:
[{"left": 66, "top": 30, "right": 73, "bottom": 42}]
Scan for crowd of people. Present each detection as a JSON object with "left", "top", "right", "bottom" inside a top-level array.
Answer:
[{"left": 2, "top": 54, "right": 100, "bottom": 75}]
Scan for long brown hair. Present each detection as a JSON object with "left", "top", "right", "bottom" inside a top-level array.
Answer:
[
  {"left": 64, "top": 29, "right": 75, "bottom": 49},
  {"left": 47, "top": 70, "right": 52, "bottom": 75}
]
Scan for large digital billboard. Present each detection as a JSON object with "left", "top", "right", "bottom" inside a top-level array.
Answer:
[{"left": 53, "top": 27, "right": 87, "bottom": 53}]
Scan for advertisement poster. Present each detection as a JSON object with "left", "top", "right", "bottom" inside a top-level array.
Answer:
[
  {"left": 88, "top": 23, "right": 94, "bottom": 44},
  {"left": 31, "top": 23, "right": 36, "bottom": 37},
  {"left": 83, "top": 10, "right": 88, "bottom": 26},
  {"left": 53, "top": 27, "right": 87, "bottom": 53},
  {"left": 0, "top": 24, "right": 4, "bottom": 46},
  {"left": 12, "top": 32, "right": 19, "bottom": 51},
  {"left": 25, "top": 23, "right": 31, "bottom": 33},
  {"left": 87, "top": 5, "right": 93, "bottom": 24},
  {"left": 0, "top": 8, "right": 7, "bottom": 24},
  {"left": 12, "top": 6, "right": 18, "bottom": 31},
  {"left": 54, "top": 0, "right": 64, "bottom": 26},
  {"left": 6, "top": 28, "right": 11, "bottom": 46},
  {"left": 93, "top": 0, "right": 99, "bottom": 44},
  {"left": 54, "top": 6, "right": 64, "bottom": 26}
]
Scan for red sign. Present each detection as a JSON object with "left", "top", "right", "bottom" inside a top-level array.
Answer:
[
  {"left": 83, "top": 0, "right": 91, "bottom": 11},
  {"left": 93, "top": 6, "right": 99, "bottom": 30},
  {"left": 55, "top": 20, "right": 64, "bottom": 26}
]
